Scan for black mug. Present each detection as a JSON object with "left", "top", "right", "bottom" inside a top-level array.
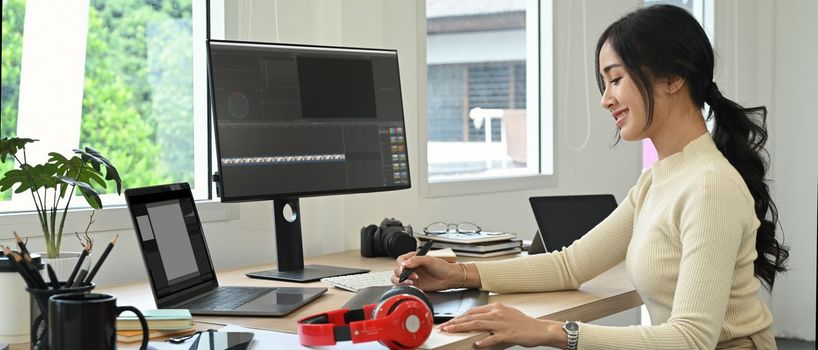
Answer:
[{"left": 48, "top": 293, "right": 149, "bottom": 350}]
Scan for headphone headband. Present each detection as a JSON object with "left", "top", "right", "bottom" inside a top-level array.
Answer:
[
  {"left": 298, "top": 304, "right": 376, "bottom": 344},
  {"left": 298, "top": 290, "right": 434, "bottom": 349}
]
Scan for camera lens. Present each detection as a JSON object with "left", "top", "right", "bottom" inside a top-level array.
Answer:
[{"left": 384, "top": 230, "right": 417, "bottom": 258}]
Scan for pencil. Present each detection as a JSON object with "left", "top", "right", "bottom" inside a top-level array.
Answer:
[
  {"left": 4, "top": 248, "right": 41, "bottom": 288},
  {"left": 7, "top": 245, "right": 49, "bottom": 289},
  {"left": 13, "top": 232, "right": 38, "bottom": 270},
  {"left": 12, "top": 232, "right": 42, "bottom": 283},
  {"left": 65, "top": 243, "right": 90, "bottom": 288},
  {"left": 13, "top": 231, "right": 32, "bottom": 257},
  {"left": 2, "top": 245, "right": 33, "bottom": 288},
  {"left": 83, "top": 234, "right": 118, "bottom": 285},
  {"left": 72, "top": 269, "right": 88, "bottom": 288},
  {"left": 25, "top": 255, "right": 48, "bottom": 289},
  {"left": 399, "top": 239, "right": 435, "bottom": 283},
  {"left": 46, "top": 264, "right": 60, "bottom": 289}
]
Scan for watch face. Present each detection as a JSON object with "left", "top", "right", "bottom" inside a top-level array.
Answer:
[{"left": 565, "top": 322, "right": 580, "bottom": 332}]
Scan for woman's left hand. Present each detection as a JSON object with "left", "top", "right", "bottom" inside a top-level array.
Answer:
[{"left": 439, "top": 302, "right": 566, "bottom": 348}]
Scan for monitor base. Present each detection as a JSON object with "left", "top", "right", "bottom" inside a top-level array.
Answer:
[{"left": 245, "top": 264, "right": 369, "bottom": 283}]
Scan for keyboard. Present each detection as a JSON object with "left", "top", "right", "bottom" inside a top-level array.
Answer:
[
  {"left": 321, "top": 271, "right": 394, "bottom": 292},
  {"left": 179, "top": 286, "right": 275, "bottom": 310}
]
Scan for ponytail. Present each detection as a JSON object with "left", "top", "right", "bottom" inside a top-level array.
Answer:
[
  {"left": 706, "top": 83, "right": 788, "bottom": 290},
  {"left": 596, "top": 5, "right": 789, "bottom": 291}
]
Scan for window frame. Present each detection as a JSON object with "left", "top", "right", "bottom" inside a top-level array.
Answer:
[
  {"left": 0, "top": 0, "right": 237, "bottom": 240},
  {"left": 418, "top": 0, "right": 555, "bottom": 197}
]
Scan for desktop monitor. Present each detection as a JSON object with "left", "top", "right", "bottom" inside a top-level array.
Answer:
[{"left": 207, "top": 40, "right": 410, "bottom": 282}]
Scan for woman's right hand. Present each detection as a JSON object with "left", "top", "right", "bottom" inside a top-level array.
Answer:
[{"left": 391, "top": 252, "right": 462, "bottom": 292}]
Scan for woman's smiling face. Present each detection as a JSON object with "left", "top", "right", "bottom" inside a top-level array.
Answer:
[{"left": 598, "top": 41, "right": 650, "bottom": 141}]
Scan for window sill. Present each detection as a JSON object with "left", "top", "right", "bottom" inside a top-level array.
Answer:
[
  {"left": 0, "top": 200, "right": 239, "bottom": 241},
  {"left": 421, "top": 173, "right": 556, "bottom": 198}
]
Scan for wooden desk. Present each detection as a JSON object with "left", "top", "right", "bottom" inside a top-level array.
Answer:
[{"left": 12, "top": 250, "right": 641, "bottom": 349}]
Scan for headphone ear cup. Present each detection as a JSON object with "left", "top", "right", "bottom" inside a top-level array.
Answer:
[{"left": 370, "top": 289, "right": 434, "bottom": 350}]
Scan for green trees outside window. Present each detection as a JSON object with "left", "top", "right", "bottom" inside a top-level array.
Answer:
[{"left": 1, "top": 0, "right": 195, "bottom": 204}]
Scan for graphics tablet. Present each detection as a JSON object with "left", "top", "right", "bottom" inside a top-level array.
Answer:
[{"left": 343, "top": 286, "right": 489, "bottom": 323}]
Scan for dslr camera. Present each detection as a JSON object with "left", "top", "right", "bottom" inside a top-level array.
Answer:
[{"left": 360, "top": 218, "right": 417, "bottom": 258}]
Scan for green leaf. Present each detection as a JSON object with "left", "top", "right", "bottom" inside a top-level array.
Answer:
[
  {"left": 49, "top": 153, "right": 106, "bottom": 189},
  {"left": 0, "top": 137, "right": 38, "bottom": 163},
  {"left": 57, "top": 176, "right": 102, "bottom": 209},
  {"left": 0, "top": 163, "right": 58, "bottom": 193},
  {"left": 74, "top": 147, "right": 122, "bottom": 194}
]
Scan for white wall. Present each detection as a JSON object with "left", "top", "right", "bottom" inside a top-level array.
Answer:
[
  {"left": 765, "top": 0, "right": 817, "bottom": 341},
  {"left": 713, "top": 0, "right": 817, "bottom": 341}
]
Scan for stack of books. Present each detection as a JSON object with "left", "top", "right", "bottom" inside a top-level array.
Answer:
[
  {"left": 414, "top": 231, "right": 521, "bottom": 257},
  {"left": 116, "top": 309, "right": 194, "bottom": 343}
]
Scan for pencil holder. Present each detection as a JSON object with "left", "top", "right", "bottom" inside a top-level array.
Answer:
[{"left": 26, "top": 283, "right": 95, "bottom": 350}]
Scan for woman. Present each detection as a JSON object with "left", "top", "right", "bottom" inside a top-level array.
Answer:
[{"left": 392, "top": 5, "right": 788, "bottom": 349}]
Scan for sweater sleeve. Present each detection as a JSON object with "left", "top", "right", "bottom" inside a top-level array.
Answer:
[
  {"left": 474, "top": 184, "right": 639, "bottom": 293},
  {"left": 577, "top": 173, "right": 755, "bottom": 350}
]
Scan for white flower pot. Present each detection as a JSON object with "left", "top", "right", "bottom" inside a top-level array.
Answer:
[{"left": 39, "top": 252, "right": 82, "bottom": 283}]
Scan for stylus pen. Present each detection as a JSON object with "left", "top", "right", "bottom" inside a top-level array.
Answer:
[{"left": 398, "top": 239, "right": 435, "bottom": 283}]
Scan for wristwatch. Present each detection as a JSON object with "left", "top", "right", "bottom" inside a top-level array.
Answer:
[{"left": 562, "top": 321, "right": 579, "bottom": 350}]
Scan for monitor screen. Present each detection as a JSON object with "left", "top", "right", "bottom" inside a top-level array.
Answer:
[{"left": 207, "top": 40, "right": 410, "bottom": 202}]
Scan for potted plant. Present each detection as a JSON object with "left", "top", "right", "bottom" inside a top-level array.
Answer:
[{"left": 0, "top": 137, "right": 122, "bottom": 272}]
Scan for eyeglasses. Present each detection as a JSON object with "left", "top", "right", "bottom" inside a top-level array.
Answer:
[{"left": 423, "top": 222, "right": 482, "bottom": 235}]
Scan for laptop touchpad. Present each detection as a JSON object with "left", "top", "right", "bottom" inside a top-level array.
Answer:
[{"left": 239, "top": 291, "right": 306, "bottom": 308}]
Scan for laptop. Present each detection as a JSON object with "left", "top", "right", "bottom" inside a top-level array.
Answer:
[
  {"left": 124, "top": 182, "right": 327, "bottom": 316},
  {"left": 342, "top": 286, "right": 489, "bottom": 323},
  {"left": 528, "top": 194, "right": 618, "bottom": 253}
]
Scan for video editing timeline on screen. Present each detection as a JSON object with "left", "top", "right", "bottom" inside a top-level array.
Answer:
[{"left": 209, "top": 42, "right": 409, "bottom": 199}]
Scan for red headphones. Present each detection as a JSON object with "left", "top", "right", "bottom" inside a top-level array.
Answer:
[{"left": 298, "top": 286, "right": 434, "bottom": 350}]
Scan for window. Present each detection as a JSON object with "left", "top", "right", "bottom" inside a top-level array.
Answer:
[
  {"left": 0, "top": 0, "right": 208, "bottom": 213},
  {"left": 425, "top": 0, "right": 545, "bottom": 184},
  {"left": 0, "top": 0, "right": 26, "bottom": 202}
]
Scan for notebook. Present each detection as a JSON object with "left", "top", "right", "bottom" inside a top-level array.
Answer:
[
  {"left": 451, "top": 247, "right": 522, "bottom": 257},
  {"left": 125, "top": 182, "right": 327, "bottom": 316},
  {"left": 413, "top": 231, "right": 516, "bottom": 244},
  {"left": 425, "top": 239, "right": 523, "bottom": 253},
  {"left": 528, "top": 194, "right": 618, "bottom": 253},
  {"left": 117, "top": 309, "right": 192, "bottom": 330}
]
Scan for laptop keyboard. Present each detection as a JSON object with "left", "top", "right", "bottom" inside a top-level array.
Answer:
[{"left": 179, "top": 286, "right": 275, "bottom": 310}]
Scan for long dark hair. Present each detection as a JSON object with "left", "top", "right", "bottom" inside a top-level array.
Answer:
[{"left": 594, "top": 5, "right": 788, "bottom": 290}]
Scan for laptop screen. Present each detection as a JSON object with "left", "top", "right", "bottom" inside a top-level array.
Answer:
[
  {"left": 529, "top": 195, "right": 617, "bottom": 252},
  {"left": 125, "top": 183, "right": 216, "bottom": 300}
]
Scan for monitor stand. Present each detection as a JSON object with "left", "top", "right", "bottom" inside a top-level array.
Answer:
[{"left": 245, "top": 198, "right": 369, "bottom": 282}]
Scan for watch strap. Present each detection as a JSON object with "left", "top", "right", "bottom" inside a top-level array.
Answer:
[{"left": 563, "top": 321, "right": 579, "bottom": 350}]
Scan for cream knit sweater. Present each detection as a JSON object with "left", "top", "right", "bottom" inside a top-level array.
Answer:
[{"left": 474, "top": 133, "right": 773, "bottom": 349}]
